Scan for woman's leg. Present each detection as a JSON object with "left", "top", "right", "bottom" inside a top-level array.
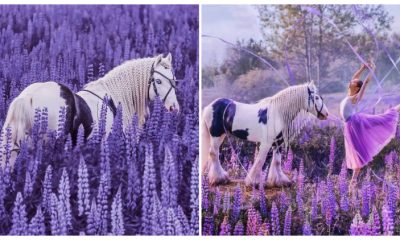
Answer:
[{"left": 350, "top": 168, "right": 361, "bottom": 192}]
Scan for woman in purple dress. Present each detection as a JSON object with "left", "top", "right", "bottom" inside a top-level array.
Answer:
[{"left": 340, "top": 61, "right": 400, "bottom": 188}]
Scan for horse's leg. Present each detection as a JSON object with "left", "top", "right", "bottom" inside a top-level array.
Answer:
[
  {"left": 267, "top": 149, "right": 291, "bottom": 188},
  {"left": 208, "top": 135, "right": 230, "bottom": 186},
  {"left": 245, "top": 142, "right": 271, "bottom": 187}
]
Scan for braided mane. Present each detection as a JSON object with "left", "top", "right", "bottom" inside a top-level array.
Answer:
[
  {"left": 260, "top": 82, "right": 313, "bottom": 147},
  {"left": 84, "top": 55, "right": 170, "bottom": 127}
]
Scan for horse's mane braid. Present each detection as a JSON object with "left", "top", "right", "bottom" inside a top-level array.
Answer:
[
  {"left": 86, "top": 57, "right": 157, "bottom": 127},
  {"left": 267, "top": 83, "right": 312, "bottom": 148}
]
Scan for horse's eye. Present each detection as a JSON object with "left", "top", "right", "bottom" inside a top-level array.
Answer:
[
  {"left": 164, "top": 66, "right": 168, "bottom": 69},
  {"left": 315, "top": 96, "right": 319, "bottom": 100},
  {"left": 156, "top": 79, "right": 162, "bottom": 84}
]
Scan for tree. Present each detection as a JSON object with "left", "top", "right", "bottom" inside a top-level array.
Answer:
[{"left": 257, "top": 5, "right": 393, "bottom": 86}]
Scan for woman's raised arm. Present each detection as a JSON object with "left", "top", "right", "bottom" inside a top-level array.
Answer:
[
  {"left": 355, "top": 61, "right": 376, "bottom": 103},
  {"left": 352, "top": 64, "right": 367, "bottom": 81}
]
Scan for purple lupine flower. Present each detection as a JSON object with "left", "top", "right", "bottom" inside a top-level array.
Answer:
[
  {"left": 57, "top": 168, "right": 71, "bottom": 231},
  {"left": 311, "top": 191, "right": 318, "bottom": 221},
  {"left": 259, "top": 187, "right": 268, "bottom": 218},
  {"left": 350, "top": 212, "right": 363, "bottom": 235},
  {"left": 328, "top": 136, "right": 335, "bottom": 175},
  {"left": 270, "top": 201, "right": 280, "bottom": 235},
  {"left": 385, "top": 151, "right": 394, "bottom": 175},
  {"left": 166, "top": 207, "right": 182, "bottom": 235},
  {"left": 258, "top": 220, "right": 270, "bottom": 235},
  {"left": 100, "top": 140, "right": 111, "bottom": 194},
  {"left": 96, "top": 173, "right": 109, "bottom": 235},
  {"left": 111, "top": 186, "right": 124, "bottom": 235},
  {"left": 0, "top": 169, "right": 5, "bottom": 218},
  {"left": 161, "top": 146, "right": 178, "bottom": 209},
  {"left": 86, "top": 199, "right": 98, "bottom": 235},
  {"left": 150, "top": 194, "right": 166, "bottom": 235},
  {"left": 77, "top": 155, "right": 90, "bottom": 216},
  {"left": 3, "top": 127, "right": 12, "bottom": 187},
  {"left": 213, "top": 187, "right": 221, "bottom": 215},
  {"left": 296, "top": 168, "right": 304, "bottom": 219},
  {"left": 42, "top": 165, "right": 53, "bottom": 214},
  {"left": 56, "top": 106, "right": 66, "bottom": 138},
  {"left": 283, "top": 206, "right": 292, "bottom": 235},
  {"left": 326, "top": 175, "right": 336, "bottom": 227},
  {"left": 50, "top": 193, "right": 60, "bottom": 235},
  {"left": 141, "top": 143, "right": 156, "bottom": 235},
  {"left": 190, "top": 156, "right": 199, "bottom": 235},
  {"left": 202, "top": 215, "right": 214, "bottom": 235},
  {"left": 219, "top": 216, "right": 231, "bottom": 235},
  {"left": 223, "top": 191, "right": 231, "bottom": 213},
  {"left": 372, "top": 205, "right": 381, "bottom": 235},
  {"left": 382, "top": 202, "right": 394, "bottom": 235},
  {"left": 279, "top": 190, "right": 288, "bottom": 214},
  {"left": 176, "top": 206, "right": 190, "bottom": 235},
  {"left": 283, "top": 148, "right": 293, "bottom": 172},
  {"left": 202, "top": 175, "right": 210, "bottom": 212},
  {"left": 233, "top": 219, "right": 244, "bottom": 235},
  {"left": 385, "top": 182, "right": 396, "bottom": 222},
  {"left": 10, "top": 192, "right": 27, "bottom": 235},
  {"left": 361, "top": 180, "right": 370, "bottom": 218},
  {"left": 367, "top": 207, "right": 379, "bottom": 235},
  {"left": 57, "top": 195, "right": 68, "bottom": 235},
  {"left": 28, "top": 207, "right": 45, "bottom": 235},
  {"left": 246, "top": 207, "right": 261, "bottom": 235},
  {"left": 319, "top": 180, "right": 328, "bottom": 215},
  {"left": 339, "top": 161, "right": 349, "bottom": 212},
  {"left": 231, "top": 184, "right": 242, "bottom": 223},
  {"left": 23, "top": 171, "right": 33, "bottom": 196},
  {"left": 303, "top": 220, "right": 312, "bottom": 235}
]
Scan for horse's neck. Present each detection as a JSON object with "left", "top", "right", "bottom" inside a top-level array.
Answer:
[{"left": 78, "top": 81, "right": 109, "bottom": 100}]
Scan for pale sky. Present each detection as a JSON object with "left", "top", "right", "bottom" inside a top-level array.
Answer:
[{"left": 202, "top": 5, "right": 400, "bottom": 67}]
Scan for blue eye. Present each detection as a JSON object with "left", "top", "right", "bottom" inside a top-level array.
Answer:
[{"left": 156, "top": 79, "right": 162, "bottom": 84}]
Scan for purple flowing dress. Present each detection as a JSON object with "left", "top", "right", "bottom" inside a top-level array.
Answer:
[{"left": 340, "top": 96, "right": 398, "bottom": 169}]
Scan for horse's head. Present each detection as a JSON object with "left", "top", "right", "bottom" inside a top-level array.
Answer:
[
  {"left": 306, "top": 81, "right": 329, "bottom": 120},
  {"left": 149, "top": 53, "right": 179, "bottom": 112}
]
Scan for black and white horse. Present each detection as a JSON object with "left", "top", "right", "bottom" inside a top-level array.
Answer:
[
  {"left": 201, "top": 81, "right": 329, "bottom": 187},
  {"left": 1, "top": 53, "right": 178, "bottom": 168}
]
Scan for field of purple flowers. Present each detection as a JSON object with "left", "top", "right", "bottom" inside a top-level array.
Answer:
[
  {"left": 0, "top": 5, "right": 199, "bottom": 235},
  {"left": 202, "top": 119, "right": 400, "bottom": 235}
]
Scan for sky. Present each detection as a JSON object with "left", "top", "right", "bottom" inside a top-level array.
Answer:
[{"left": 202, "top": 5, "right": 400, "bottom": 67}]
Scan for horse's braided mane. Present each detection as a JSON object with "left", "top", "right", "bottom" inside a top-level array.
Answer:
[
  {"left": 84, "top": 55, "right": 170, "bottom": 127},
  {"left": 261, "top": 82, "right": 313, "bottom": 148}
]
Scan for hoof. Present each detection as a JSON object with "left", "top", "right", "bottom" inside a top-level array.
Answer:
[
  {"left": 209, "top": 176, "right": 231, "bottom": 187},
  {"left": 244, "top": 176, "right": 261, "bottom": 188},
  {"left": 266, "top": 178, "right": 292, "bottom": 188}
]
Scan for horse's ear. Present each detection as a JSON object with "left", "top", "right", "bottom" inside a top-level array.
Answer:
[
  {"left": 166, "top": 52, "right": 172, "bottom": 63},
  {"left": 154, "top": 54, "right": 163, "bottom": 66}
]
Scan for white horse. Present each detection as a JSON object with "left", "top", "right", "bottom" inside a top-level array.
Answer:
[
  {"left": 201, "top": 81, "right": 329, "bottom": 187},
  {"left": 1, "top": 53, "right": 178, "bottom": 168}
]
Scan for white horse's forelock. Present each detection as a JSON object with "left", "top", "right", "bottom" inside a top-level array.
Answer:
[
  {"left": 262, "top": 82, "right": 313, "bottom": 147},
  {"left": 84, "top": 56, "right": 163, "bottom": 127}
]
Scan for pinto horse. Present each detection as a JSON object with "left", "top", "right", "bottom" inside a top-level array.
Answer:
[
  {"left": 1, "top": 53, "right": 179, "bottom": 168},
  {"left": 202, "top": 81, "right": 329, "bottom": 187}
]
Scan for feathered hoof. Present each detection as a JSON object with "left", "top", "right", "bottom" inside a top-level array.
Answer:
[
  {"left": 244, "top": 175, "right": 261, "bottom": 188},
  {"left": 266, "top": 176, "right": 292, "bottom": 188},
  {"left": 209, "top": 176, "right": 231, "bottom": 187}
]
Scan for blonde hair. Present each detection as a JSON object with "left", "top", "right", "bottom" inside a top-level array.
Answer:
[{"left": 85, "top": 55, "right": 167, "bottom": 127}]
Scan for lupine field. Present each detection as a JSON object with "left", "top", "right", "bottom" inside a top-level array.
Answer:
[
  {"left": 201, "top": 117, "right": 400, "bottom": 235},
  {"left": 0, "top": 5, "right": 199, "bottom": 235}
]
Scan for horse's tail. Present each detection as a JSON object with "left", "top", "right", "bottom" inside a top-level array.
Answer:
[
  {"left": 2, "top": 97, "right": 33, "bottom": 165},
  {"left": 201, "top": 112, "right": 211, "bottom": 175}
]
